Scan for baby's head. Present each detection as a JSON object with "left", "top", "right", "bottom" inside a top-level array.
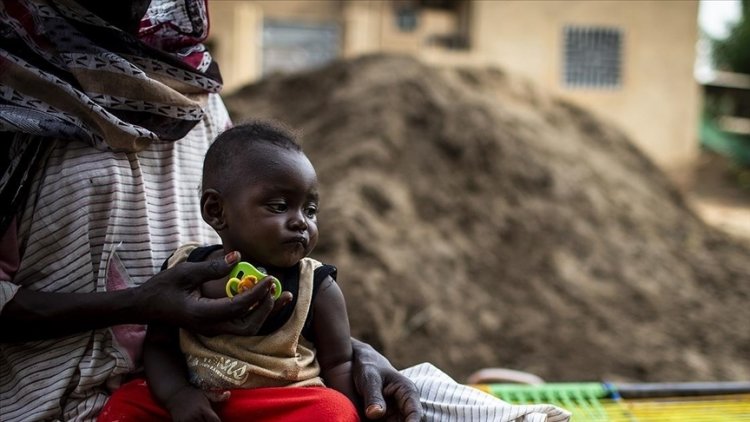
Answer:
[{"left": 201, "top": 121, "right": 319, "bottom": 269}]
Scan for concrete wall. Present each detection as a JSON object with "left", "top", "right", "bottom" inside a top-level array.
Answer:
[
  {"left": 471, "top": 0, "right": 701, "bottom": 175},
  {"left": 207, "top": 0, "right": 701, "bottom": 176},
  {"left": 208, "top": 2, "right": 262, "bottom": 88}
]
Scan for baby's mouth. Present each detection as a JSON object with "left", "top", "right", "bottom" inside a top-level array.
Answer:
[{"left": 284, "top": 236, "right": 308, "bottom": 247}]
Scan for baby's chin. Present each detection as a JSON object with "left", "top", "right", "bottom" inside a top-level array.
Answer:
[
  {"left": 270, "top": 250, "right": 312, "bottom": 269},
  {"left": 270, "top": 255, "right": 306, "bottom": 269}
]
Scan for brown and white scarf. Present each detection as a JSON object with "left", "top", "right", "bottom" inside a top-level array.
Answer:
[{"left": 0, "top": 0, "right": 222, "bottom": 232}]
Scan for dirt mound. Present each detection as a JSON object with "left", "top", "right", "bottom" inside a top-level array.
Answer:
[{"left": 224, "top": 54, "right": 750, "bottom": 382}]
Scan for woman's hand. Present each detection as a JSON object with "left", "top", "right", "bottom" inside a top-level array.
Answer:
[
  {"left": 136, "top": 251, "right": 291, "bottom": 336},
  {"left": 351, "top": 339, "right": 423, "bottom": 422}
]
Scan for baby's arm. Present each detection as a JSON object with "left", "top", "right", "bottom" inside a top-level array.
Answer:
[
  {"left": 143, "top": 323, "right": 220, "bottom": 422},
  {"left": 313, "top": 276, "right": 362, "bottom": 413}
]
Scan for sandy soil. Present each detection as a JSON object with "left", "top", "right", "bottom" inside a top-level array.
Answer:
[
  {"left": 223, "top": 55, "right": 750, "bottom": 383},
  {"left": 685, "top": 151, "right": 750, "bottom": 240}
]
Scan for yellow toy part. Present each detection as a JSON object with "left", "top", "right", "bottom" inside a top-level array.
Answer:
[
  {"left": 237, "top": 275, "right": 257, "bottom": 293},
  {"left": 225, "top": 277, "right": 241, "bottom": 297},
  {"left": 226, "top": 261, "right": 282, "bottom": 300}
]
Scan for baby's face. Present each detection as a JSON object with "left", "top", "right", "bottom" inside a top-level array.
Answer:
[{"left": 222, "top": 148, "right": 319, "bottom": 269}]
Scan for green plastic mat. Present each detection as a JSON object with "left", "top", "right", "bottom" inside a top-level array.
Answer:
[
  {"left": 477, "top": 383, "right": 615, "bottom": 420},
  {"left": 474, "top": 383, "right": 750, "bottom": 421}
]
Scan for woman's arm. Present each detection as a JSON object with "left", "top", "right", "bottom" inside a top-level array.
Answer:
[
  {"left": 312, "top": 276, "right": 362, "bottom": 413},
  {"left": 1, "top": 287, "right": 142, "bottom": 342},
  {"left": 0, "top": 252, "right": 280, "bottom": 342}
]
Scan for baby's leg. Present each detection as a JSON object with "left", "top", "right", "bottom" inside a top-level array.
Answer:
[
  {"left": 218, "top": 386, "right": 358, "bottom": 422},
  {"left": 97, "top": 379, "right": 171, "bottom": 422}
]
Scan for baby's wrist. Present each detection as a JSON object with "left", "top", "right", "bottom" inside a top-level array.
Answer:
[{"left": 164, "top": 384, "right": 200, "bottom": 410}]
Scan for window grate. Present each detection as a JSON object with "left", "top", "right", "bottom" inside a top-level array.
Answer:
[
  {"left": 563, "top": 26, "right": 622, "bottom": 89},
  {"left": 262, "top": 20, "right": 340, "bottom": 76}
]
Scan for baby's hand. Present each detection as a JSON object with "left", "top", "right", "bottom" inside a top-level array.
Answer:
[
  {"left": 166, "top": 386, "right": 220, "bottom": 422},
  {"left": 204, "top": 389, "right": 231, "bottom": 402}
]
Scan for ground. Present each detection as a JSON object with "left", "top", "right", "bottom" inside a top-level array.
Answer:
[
  {"left": 223, "top": 54, "right": 750, "bottom": 383},
  {"left": 685, "top": 150, "right": 750, "bottom": 241}
]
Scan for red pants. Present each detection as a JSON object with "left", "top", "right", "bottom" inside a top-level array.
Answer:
[{"left": 98, "top": 379, "right": 359, "bottom": 422}]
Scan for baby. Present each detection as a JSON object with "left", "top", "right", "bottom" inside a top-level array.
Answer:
[{"left": 143, "top": 121, "right": 359, "bottom": 421}]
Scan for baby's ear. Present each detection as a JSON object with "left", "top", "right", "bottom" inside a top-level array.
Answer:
[{"left": 201, "top": 189, "right": 227, "bottom": 231}]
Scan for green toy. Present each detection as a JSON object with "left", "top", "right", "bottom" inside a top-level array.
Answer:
[{"left": 226, "top": 261, "right": 282, "bottom": 300}]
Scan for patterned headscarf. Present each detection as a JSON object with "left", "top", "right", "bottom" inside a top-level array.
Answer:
[{"left": 0, "top": 0, "right": 222, "bottom": 232}]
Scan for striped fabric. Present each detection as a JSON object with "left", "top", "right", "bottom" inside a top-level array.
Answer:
[
  {"left": 0, "top": 93, "right": 228, "bottom": 422},
  {"left": 404, "top": 363, "right": 571, "bottom": 422}
]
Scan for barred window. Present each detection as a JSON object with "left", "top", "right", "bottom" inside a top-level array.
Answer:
[
  {"left": 563, "top": 26, "right": 622, "bottom": 88},
  {"left": 262, "top": 20, "right": 340, "bottom": 76},
  {"left": 396, "top": 7, "right": 418, "bottom": 32}
]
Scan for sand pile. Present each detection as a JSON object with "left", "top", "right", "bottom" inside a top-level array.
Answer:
[{"left": 224, "top": 54, "right": 750, "bottom": 382}]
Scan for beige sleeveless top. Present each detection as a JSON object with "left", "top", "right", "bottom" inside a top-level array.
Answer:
[{"left": 167, "top": 244, "right": 324, "bottom": 390}]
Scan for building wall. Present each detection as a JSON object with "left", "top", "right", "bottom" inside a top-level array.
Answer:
[
  {"left": 208, "top": 2, "right": 262, "bottom": 89},
  {"left": 207, "top": 0, "right": 700, "bottom": 175},
  {"left": 471, "top": 0, "right": 701, "bottom": 175}
]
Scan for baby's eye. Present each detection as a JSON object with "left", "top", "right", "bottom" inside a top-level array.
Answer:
[
  {"left": 305, "top": 205, "right": 318, "bottom": 218},
  {"left": 267, "top": 203, "right": 288, "bottom": 213}
]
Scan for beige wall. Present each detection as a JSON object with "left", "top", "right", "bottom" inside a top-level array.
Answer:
[
  {"left": 471, "top": 0, "right": 701, "bottom": 175},
  {"left": 209, "top": 2, "right": 262, "bottom": 89},
  {"left": 208, "top": 0, "right": 701, "bottom": 176},
  {"left": 341, "top": 1, "right": 470, "bottom": 62}
]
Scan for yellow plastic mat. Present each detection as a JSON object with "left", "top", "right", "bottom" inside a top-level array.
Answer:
[
  {"left": 474, "top": 383, "right": 750, "bottom": 421},
  {"left": 611, "top": 395, "right": 750, "bottom": 422}
]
